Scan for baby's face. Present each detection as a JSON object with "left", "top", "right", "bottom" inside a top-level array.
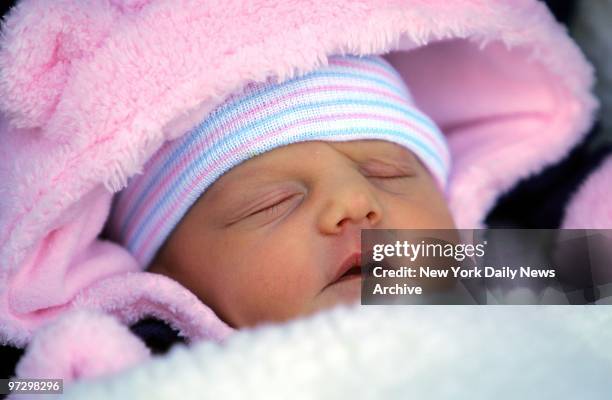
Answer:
[{"left": 149, "top": 140, "right": 455, "bottom": 328}]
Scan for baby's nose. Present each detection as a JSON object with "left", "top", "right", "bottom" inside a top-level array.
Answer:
[{"left": 316, "top": 178, "right": 383, "bottom": 235}]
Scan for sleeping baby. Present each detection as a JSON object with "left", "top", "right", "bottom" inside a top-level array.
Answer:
[{"left": 105, "top": 55, "right": 455, "bottom": 329}]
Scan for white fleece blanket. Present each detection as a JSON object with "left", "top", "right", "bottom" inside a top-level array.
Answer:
[{"left": 56, "top": 305, "right": 612, "bottom": 399}]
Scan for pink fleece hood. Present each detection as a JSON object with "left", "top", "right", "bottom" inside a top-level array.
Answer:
[{"left": 0, "top": 0, "right": 598, "bottom": 348}]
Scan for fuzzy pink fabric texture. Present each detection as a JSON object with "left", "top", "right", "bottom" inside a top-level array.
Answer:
[
  {"left": 0, "top": 0, "right": 601, "bottom": 385},
  {"left": 13, "top": 310, "right": 150, "bottom": 384}
]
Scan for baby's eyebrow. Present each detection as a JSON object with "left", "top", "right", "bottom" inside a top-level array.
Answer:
[{"left": 203, "top": 168, "right": 264, "bottom": 203}]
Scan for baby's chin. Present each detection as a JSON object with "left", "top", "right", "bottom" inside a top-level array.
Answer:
[
  {"left": 312, "top": 275, "right": 362, "bottom": 311},
  {"left": 223, "top": 278, "right": 362, "bottom": 329}
]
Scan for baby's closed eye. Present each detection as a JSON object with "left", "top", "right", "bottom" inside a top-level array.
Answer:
[
  {"left": 248, "top": 193, "right": 304, "bottom": 219},
  {"left": 359, "top": 159, "right": 417, "bottom": 192}
]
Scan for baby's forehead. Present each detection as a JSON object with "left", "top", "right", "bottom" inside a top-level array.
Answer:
[
  {"left": 203, "top": 140, "right": 417, "bottom": 196},
  {"left": 233, "top": 140, "right": 414, "bottom": 174},
  {"left": 327, "top": 139, "right": 415, "bottom": 158},
  {"left": 258, "top": 140, "right": 416, "bottom": 166}
]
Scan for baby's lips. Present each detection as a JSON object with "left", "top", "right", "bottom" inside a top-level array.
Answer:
[{"left": 329, "top": 252, "right": 361, "bottom": 284}]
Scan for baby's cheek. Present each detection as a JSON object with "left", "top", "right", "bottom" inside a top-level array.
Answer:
[
  {"left": 217, "top": 247, "right": 312, "bottom": 326},
  {"left": 392, "top": 183, "right": 455, "bottom": 229},
  {"left": 422, "top": 192, "right": 455, "bottom": 229},
  {"left": 265, "top": 267, "right": 321, "bottom": 321}
]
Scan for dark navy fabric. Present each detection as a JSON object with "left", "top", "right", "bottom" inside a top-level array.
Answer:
[{"left": 129, "top": 317, "right": 187, "bottom": 355}]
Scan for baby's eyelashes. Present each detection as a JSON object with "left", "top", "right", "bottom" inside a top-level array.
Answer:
[
  {"left": 358, "top": 160, "right": 417, "bottom": 191},
  {"left": 248, "top": 193, "right": 303, "bottom": 219},
  {"left": 358, "top": 158, "right": 417, "bottom": 178},
  {"left": 231, "top": 192, "right": 305, "bottom": 227},
  {"left": 221, "top": 182, "right": 305, "bottom": 224}
]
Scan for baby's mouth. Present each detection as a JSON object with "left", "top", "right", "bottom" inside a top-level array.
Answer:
[
  {"left": 334, "top": 265, "right": 362, "bottom": 283},
  {"left": 328, "top": 252, "right": 363, "bottom": 286}
]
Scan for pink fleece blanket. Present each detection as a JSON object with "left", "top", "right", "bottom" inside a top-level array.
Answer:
[{"left": 0, "top": 0, "right": 602, "bottom": 387}]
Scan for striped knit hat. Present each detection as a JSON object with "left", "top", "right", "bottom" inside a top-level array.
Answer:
[{"left": 105, "top": 54, "right": 451, "bottom": 268}]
